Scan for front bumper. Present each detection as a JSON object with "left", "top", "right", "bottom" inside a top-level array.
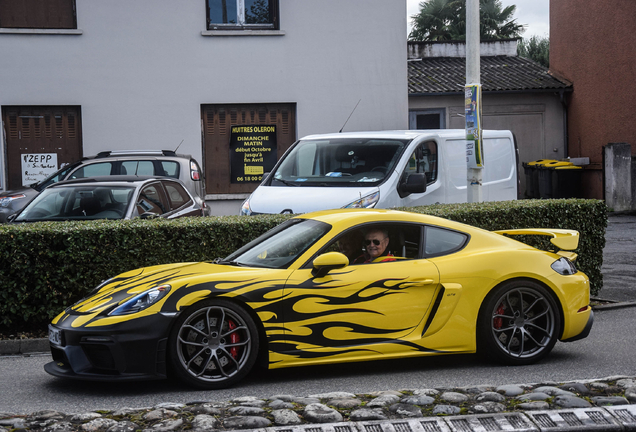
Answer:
[{"left": 44, "top": 313, "right": 175, "bottom": 381}]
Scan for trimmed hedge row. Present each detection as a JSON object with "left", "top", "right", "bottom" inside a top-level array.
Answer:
[{"left": 0, "top": 199, "right": 606, "bottom": 334}]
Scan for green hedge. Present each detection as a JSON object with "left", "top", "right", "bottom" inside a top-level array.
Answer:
[
  {"left": 398, "top": 199, "right": 607, "bottom": 297},
  {"left": 0, "top": 199, "right": 606, "bottom": 334}
]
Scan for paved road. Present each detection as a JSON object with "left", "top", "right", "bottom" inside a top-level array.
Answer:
[{"left": 1, "top": 306, "right": 634, "bottom": 415}]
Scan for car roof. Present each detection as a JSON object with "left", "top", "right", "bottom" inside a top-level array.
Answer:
[
  {"left": 295, "top": 208, "right": 476, "bottom": 232},
  {"left": 298, "top": 129, "right": 512, "bottom": 141},
  {"left": 49, "top": 175, "right": 177, "bottom": 187},
  {"left": 78, "top": 150, "right": 194, "bottom": 162}
]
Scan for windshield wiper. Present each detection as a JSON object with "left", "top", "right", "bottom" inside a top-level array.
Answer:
[
  {"left": 213, "top": 258, "right": 245, "bottom": 267},
  {"left": 273, "top": 178, "right": 301, "bottom": 187}
]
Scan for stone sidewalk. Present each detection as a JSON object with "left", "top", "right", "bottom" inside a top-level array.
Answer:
[{"left": 2, "top": 377, "right": 636, "bottom": 432}]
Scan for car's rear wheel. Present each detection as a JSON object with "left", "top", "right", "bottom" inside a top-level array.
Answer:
[
  {"left": 478, "top": 280, "right": 560, "bottom": 365},
  {"left": 168, "top": 299, "right": 258, "bottom": 389}
]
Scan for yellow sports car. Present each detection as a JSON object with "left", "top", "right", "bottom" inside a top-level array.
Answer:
[{"left": 45, "top": 209, "right": 593, "bottom": 389}]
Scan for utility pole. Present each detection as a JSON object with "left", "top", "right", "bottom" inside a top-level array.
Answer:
[{"left": 466, "top": 0, "right": 483, "bottom": 202}]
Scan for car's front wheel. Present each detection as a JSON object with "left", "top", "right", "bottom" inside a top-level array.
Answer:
[
  {"left": 168, "top": 299, "right": 259, "bottom": 389},
  {"left": 478, "top": 280, "right": 561, "bottom": 365}
]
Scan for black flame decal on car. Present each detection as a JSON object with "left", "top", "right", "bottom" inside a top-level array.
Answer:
[{"left": 58, "top": 264, "right": 445, "bottom": 361}]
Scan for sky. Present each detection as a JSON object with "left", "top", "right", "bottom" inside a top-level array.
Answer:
[{"left": 406, "top": 0, "right": 550, "bottom": 39}]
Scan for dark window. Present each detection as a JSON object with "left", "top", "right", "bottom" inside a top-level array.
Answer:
[
  {"left": 136, "top": 184, "right": 168, "bottom": 216},
  {"left": 161, "top": 161, "right": 180, "bottom": 178},
  {"left": 409, "top": 109, "right": 446, "bottom": 130},
  {"left": 317, "top": 224, "right": 423, "bottom": 266},
  {"left": 403, "top": 141, "right": 438, "bottom": 185},
  {"left": 424, "top": 226, "right": 468, "bottom": 257},
  {"left": 163, "top": 181, "right": 192, "bottom": 211},
  {"left": 0, "top": 0, "right": 76, "bottom": 29},
  {"left": 70, "top": 162, "right": 114, "bottom": 179},
  {"left": 207, "top": 0, "right": 278, "bottom": 30},
  {"left": 121, "top": 161, "right": 155, "bottom": 176}
]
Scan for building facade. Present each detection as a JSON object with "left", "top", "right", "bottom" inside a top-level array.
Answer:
[
  {"left": 550, "top": 0, "right": 636, "bottom": 203},
  {"left": 0, "top": 0, "right": 408, "bottom": 214}
]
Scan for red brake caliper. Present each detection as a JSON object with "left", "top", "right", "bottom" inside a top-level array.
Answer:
[
  {"left": 228, "top": 320, "right": 239, "bottom": 359},
  {"left": 493, "top": 304, "right": 504, "bottom": 329}
]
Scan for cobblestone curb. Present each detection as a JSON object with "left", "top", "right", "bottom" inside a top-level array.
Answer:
[{"left": 1, "top": 377, "right": 635, "bottom": 432}]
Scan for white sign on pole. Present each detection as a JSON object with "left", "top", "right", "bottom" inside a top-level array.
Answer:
[{"left": 21, "top": 153, "right": 58, "bottom": 186}]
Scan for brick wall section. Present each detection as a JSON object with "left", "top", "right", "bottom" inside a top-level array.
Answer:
[{"left": 550, "top": 0, "right": 636, "bottom": 198}]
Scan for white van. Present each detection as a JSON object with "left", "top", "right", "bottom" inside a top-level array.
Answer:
[{"left": 240, "top": 130, "right": 518, "bottom": 215}]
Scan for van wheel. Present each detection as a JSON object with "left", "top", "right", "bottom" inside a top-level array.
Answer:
[
  {"left": 477, "top": 280, "right": 560, "bottom": 365},
  {"left": 168, "top": 299, "right": 259, "bottom": 389}
]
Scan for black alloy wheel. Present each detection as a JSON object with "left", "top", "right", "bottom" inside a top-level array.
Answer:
[
  {"left": 478, "top": 280, "right": 561, "bottom": 365},
  {"left": 168, "top": 299, "right": 259, "bottom": 389}
]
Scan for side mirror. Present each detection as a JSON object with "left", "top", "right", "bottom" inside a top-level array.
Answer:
[
  {"left": 311, "top": 252, "right": 349, "bottom": 278},
  {"left": 398, "top": 173, "right": 427, "bottom": 198}
]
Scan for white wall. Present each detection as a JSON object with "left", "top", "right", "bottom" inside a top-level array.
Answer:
[{"left": 0, "top": 0, "right": 408, "bottom": 168}]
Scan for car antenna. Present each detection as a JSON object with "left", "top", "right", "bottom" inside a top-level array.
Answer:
[
  {"left": 339, "top": 99, "right": 361, "bottom": 133},
  {"left": 174, "top": 139, "right": 184, "bottom": 153}
]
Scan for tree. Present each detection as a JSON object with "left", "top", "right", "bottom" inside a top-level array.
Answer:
[
  {"left": 518, "top": 35, "right": 549, "bottom": 67},
  {"left": 409, "top": 0, "right": 525, "bottom": 41}
]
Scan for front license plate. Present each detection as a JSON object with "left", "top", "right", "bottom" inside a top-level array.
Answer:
[{"left": 48, "top": 325, "right": 63, "bottom": 346}]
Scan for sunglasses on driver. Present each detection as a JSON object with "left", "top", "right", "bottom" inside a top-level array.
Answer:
[{"left": 365, "top": 239, "right": 384, "bottom": 246}]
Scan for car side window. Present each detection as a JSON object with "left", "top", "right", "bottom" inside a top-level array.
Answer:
[
  {"left": 136, "top": 184, "right": 168, "bottom": 215},
  {"left": 403, "top": 141, "right": 438, "bottom": 184},
  {"left": 161, "top": 161, "right": 180, "bottom": 178},
  {"left": 163, "top": 181, "right": 191, "bottom": 211},
  {"left": 121, "top": 161, "right": 155, "bottom": 176},
  {"left": 424, "top": 226, "right": 468, "bottom": 257},
  {"left": 317, "top": 224, "right": 422, "bottom": 266},
  {"left": 69, "top": 162, "right": 113, "bottom": 179}
]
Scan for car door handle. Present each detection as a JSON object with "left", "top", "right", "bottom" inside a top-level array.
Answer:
[{"left": 401, "top": 279, "right": 435, "bottom": 287}]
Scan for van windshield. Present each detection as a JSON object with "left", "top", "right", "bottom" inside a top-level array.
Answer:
[{"left": 271, "top": 138, "right": 409, "bottom": 187}]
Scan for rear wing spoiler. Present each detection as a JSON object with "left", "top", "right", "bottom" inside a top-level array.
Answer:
[{"left": 493, "top": 228, "right": 580, "bottom": 260}]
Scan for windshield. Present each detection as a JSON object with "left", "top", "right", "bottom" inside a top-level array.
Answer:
[
  {"left": 33, "top": 162, "right": 81, "bottom": 191},
  {"left": 271, "top": 138, "right": 409, "bottom": 187},
  {"left": 15, "top": 185, "right": 135, "bottom": 222},
  {"left": 224, "top": 219, "right": 331, "bottom": 268}
]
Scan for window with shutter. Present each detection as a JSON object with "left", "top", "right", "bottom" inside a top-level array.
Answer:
[
  {"left": 201, "top": 103, "right": 296, "bottom": 195},
  {"left": 0, "top": 0, "right": 76, "bottom": 29}
]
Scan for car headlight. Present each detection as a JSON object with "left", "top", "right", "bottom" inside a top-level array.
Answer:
[
  {"left": 240, "top": 198, "right": 252, "bottom": 216},
  {"left": 551, "top": 257, "right": 578, "bottom": 275},
  {"left": 344, "top": 192, "right": 379, "bottom": 209},
  {"left": 109, "top": 284, "right": 171, "bottom": 316},
  {"left": 0, "top": 194, "right": 26, "bottom": 208}
]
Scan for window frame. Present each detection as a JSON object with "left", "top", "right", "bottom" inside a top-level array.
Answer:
[
  {"left": 423, "top": 225, "right": 470, "bottom": 258},
  {"left": 302, "top": 222, "right": 425, "bottom": 268},
  {"left": 402, "top": 140, "right": 439, "bottom": 186},
  {"left": 206, "top": 0, "right": 279, "bottom": 31},
  {"left": 0, "top": 0, "right": 77, "bottom": 30},
  {"left": 409, "top": 109, "right": 446, "bottom": 130}
]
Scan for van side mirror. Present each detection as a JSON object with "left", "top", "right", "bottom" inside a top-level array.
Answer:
[
  {"left": 311, "top": 252, "right": 349, "bottom": 278},
  {"left": 398, "top": 173, "right": 427, "bottom": 198}
]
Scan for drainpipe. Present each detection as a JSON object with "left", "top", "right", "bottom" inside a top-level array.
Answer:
[{"left": 559, "top": 90, "right": 569, "bottom": 158}]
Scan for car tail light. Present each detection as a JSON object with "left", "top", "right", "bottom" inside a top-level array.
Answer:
[{"left": 190, "top": 161, "right": 201, "bottom": 181}]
